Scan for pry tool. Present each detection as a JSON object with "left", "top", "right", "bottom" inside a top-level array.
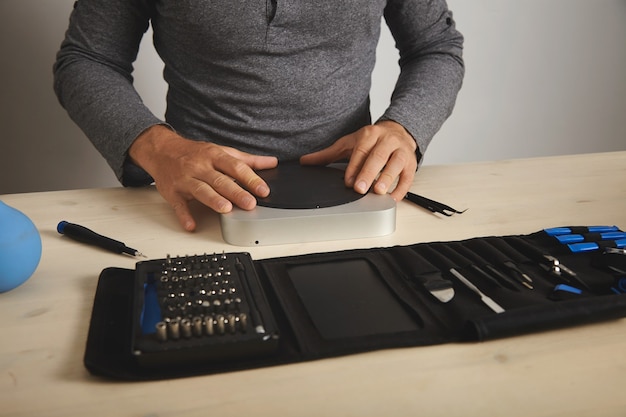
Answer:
[{"left": 419, "top": 246, "right": 504, "bottom": 313}]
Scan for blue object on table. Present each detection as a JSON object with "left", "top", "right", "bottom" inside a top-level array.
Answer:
[
  {"left": 0, "top": 201, "right": 42, "bottom": 292},
  {"left": 567, "top": 239, "right": 626, "bottom": 253},
  {"left": 555, "top": 232, "right": 626, "bottom": 244},
  {"left": 553, "top": 284, "right": 583, "bottom": 295},
  {"left": 544, "top": 226, "right": 620, "bottom": 236}
]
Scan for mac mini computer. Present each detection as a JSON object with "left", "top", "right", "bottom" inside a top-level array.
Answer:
[{"left": 220, "top": 163, "right": 396, "bottom": 246}]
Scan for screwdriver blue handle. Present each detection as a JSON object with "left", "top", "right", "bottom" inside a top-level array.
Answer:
[
  {"left": 567, "top": 239, "right": 626, "bottom": 253},
  {"left": 555, "top": 232, "right": 626, "bottom": 244},
  {"left": 545, "top": 226, "right": 620, "bottom": 236}
]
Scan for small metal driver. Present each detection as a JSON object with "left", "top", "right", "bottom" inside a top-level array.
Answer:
[{"left": 604, "top": 247, "right": 626, "bottom": 255}]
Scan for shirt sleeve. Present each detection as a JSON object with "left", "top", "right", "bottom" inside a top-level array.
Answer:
[
  {"left": 53, "top": 0, "right": 160, "bottom": 186},
  {"left": 379, "top": 0, "right": 465, "bottom": 161}
]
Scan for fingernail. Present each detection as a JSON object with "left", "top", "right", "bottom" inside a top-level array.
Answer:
[
  {"left": 257, "top": 184, "right": 270, "bottom": 197},
  {"left": 217, "top": 200, "right": 233, "bottom": 213},
  {"left": 375, "top": 182, "right": 387, "bottom": 193},
  {"left": 242, "top": 195, "right": 256, "bottom": 209},
  {"left": 355, "top": 180, "right": 368, "bottom": 194}
]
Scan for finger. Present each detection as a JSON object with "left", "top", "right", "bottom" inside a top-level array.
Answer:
[
  {"left": 168, "top": 194, "right": 198, "bottom": 232},
  {"left": 300, "top": 139, "right": 351, "bottom": 166},
  {"left": 382, "top": 154, "right": 417, "bottom": 200},
  {"left": 203, "top": 172, "right": 258, "bottom": 211},
  {"left": 171, "top": 176, "right": 237, "bottom": 215},
  {"left": 233, "top": 152, "right": 279, "bottom": 171},
  {"left": 372, "top": 148, "right": 414, "bottom": 195},
  {"left": 243, "top": 155, "right": 277, "bottom": 197},
  {"left": 343, "top": 129, "right": 379, "bottom": 189},
  {"left": 211, "top": 154, "right": 271, "bottom": 199},
  {"left": 389, "top": 170, "right": 415, "bottom": 202},
  {"left": 219, "top": 148, "right": 277, "bottom": 196},
  {"left": 350, "top": 141, "right": 393, "bottom": 194},
  {"left": 154, "top": 181, "right": 197, "bottom": 231}
]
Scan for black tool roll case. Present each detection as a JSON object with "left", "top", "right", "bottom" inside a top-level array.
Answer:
[{"left": 84, "top": 227, "right": 626, "bottom": 380}]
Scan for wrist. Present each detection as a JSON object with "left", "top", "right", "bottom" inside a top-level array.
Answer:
[
  {"left": 128, "top": 124, "right": 180, "bottom": 172},
  {"left": 376, "top": 120, "right": 417, "bottom": 150}
]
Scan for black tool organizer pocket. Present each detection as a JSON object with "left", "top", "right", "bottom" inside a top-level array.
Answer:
[{"left": 84, "top": 228, "right": 626, "bottom": 380}]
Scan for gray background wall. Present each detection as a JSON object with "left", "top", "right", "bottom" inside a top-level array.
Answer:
[{"left": 1, "top": 0, "right": 625, "bottom": 194}]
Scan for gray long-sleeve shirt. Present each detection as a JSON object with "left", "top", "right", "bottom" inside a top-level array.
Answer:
[{"left": 53, "top": 0, "right": 464, "bottom": 186}]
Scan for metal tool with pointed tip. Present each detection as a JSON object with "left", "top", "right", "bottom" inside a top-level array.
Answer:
[
  {"left": 448, "top": 269, "right": 505, "bottom": 314},
  {"left": 404, "top": 192, "right": 467, "bottom": 216},
  {"left": 418, "top": 245, "right": 505, "bottom": 313}
]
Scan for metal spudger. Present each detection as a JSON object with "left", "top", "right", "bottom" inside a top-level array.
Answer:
[
  {"left": 605, "top": 247, "right": 626, "bottom": 255},
  {"left": 420, "top": 245, "right": 505, "bottom": 314},
  {"left": 404, "top": 192, "right": 467, "bottom": 216},
  {"left": 448, "top": 269, "right": 505, "bottom": 314},
  {"left": 57, "top": 220, "right": 145, "bottom": 257}
]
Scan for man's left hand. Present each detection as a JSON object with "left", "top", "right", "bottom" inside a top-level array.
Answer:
[{"left": 300, "top": 120, "right": 418, "bottom": 202}]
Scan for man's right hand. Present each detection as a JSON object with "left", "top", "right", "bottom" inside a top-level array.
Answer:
[{"left": 128, "top": 125, "right": 278, "bottom": 232}]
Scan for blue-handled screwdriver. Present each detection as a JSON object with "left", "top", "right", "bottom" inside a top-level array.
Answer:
[
  {"left": 544, "top": 226, "right": 620, "bottom": 236},
  {"left": 57, "top": 220, "right": 145, "bottom": 257},
  {"left": 554, "top": 232, "right": 626, "bottom": 244},
  {"left": 567, "top": 239, "right": 626, "bottom": 254}
]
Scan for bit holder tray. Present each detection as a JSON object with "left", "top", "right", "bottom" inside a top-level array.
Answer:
[{"left": 130, "top": 252, "right": 279, "bottom": 367}]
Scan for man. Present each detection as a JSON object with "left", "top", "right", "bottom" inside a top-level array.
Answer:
[{"left": 54, "top": 0, "right": 464, "bottom": 231}]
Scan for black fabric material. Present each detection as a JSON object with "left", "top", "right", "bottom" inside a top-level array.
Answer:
[
  {"left": 464, "top": 294, "right": 626, "bottom": 341},
  {"left": 83, "top": 228, "right": 626, "bottom": 380}
]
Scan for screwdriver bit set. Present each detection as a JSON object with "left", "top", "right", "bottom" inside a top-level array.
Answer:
[
  {"left": 130, "top": 252, "right": 279, "bottom": 367},
  {"left": 84, "top": 226, "right": 626, "bottom": 380}
]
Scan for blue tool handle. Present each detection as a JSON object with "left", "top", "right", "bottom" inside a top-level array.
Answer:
[
  {"left": 568, "top": 239, "right": 626, "bottom": 253},
  {"left": 555, "top": 232, "right": 626, "bottom": 244},
  {"left": 553, "top": 284, "right": 583, "bottom": 295},
  {"left": 544, "top": 226, "right": 620, "bottom": 236},
  {"left": 598, "top": 231, "right": 626, "bottom": 240},
  {"left": 556, "top": 235, "right": 585, "bottom": 244}
]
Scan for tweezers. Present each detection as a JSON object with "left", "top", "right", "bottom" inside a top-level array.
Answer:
[{"left": 404, "top": 192, "right": 467, "bottom": 216}]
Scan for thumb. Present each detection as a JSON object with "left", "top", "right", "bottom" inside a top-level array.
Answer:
[
  {"left": 223, "top": 147, "right": 279, "bottom": 170},
  {"left": 300, "top": 142, "right": 345, "bottom": 166}
]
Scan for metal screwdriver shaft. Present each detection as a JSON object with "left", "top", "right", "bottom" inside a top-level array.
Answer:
[{"left": 235, "top": 257, "right": 266, "bottom": 334}]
